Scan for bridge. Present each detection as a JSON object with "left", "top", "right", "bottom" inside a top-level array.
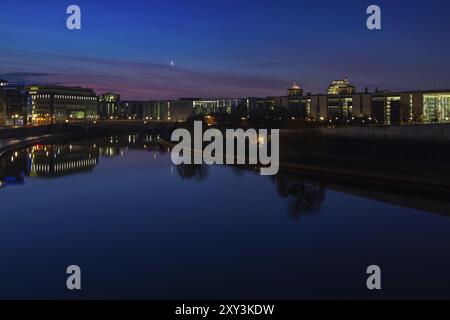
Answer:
[
  {"left": 0, "top": 120, "right": 176, "bottom": 156},
  {"left": 0, "top": 120, "right": 176, "bottom": 148},
  {"left": 65, "top": 119, "right": 175, "bottom": 133}
]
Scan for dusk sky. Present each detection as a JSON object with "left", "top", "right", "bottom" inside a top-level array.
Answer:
[{"left": 1, "top": 0, "right": 450, "bottom": 100}]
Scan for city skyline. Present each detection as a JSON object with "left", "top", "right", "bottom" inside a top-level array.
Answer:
[{"left": 1, "top": 0, "right": 450, "bottom": 100}]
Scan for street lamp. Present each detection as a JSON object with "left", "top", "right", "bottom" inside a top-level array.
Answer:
[{"left": 12, "top": 114, "right": 19, "bottom": 126}]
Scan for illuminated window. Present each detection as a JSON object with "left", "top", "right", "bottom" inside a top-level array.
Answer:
[{"left": 423, "top": 93, "right": 450, "bottom": 123}]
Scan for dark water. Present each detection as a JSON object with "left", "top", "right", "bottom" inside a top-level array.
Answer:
[{"left": 0, "top": 133, "right": 450, "bottom": 299}]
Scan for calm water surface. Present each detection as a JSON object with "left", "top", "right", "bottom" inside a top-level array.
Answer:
[{"left": 0, "top": 134, "right": 449, "bottom": 299}]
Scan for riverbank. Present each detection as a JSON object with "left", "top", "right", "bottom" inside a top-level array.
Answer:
[
  {"left": 0, "top": 124, "right": 73, "bottom": 140},
  {"left": 281, "top": 123, "right": 450, "bottom": 142},
  {"left": 0, "top": 134, "right": 70, "bottom": 157}
]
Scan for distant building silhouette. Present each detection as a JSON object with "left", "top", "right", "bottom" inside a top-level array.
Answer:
[
  {"left": 98, "top": 93, "right": 121, "bottom": 119},
  {"left": 0, "top": 80, "right": 26, "bottom": 126}
]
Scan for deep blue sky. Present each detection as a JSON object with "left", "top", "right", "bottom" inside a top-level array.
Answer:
[{"left": 0, "top": 0, "right": 449, "bottom": 99}]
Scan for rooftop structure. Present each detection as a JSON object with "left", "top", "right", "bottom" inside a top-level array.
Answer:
[
  {"left": 287, "top": 82, "right": 303, "bottom": 97},
  {"left": 327, "top": 78, "right": 356, "bottom": 95}
]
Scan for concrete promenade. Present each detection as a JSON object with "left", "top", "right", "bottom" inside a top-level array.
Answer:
[{"left": 281, "top": 124, "right": 450, "bottom": 142}]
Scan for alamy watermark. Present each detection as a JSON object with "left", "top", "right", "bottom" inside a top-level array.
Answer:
[
  {"left": 367, "top": 5, "right": 381, "bottom": 30},
  {"left": 366, "top": 265, "right": 382, "bottom": 290},
  {"left": 66, "top": 265, "right": 82, "bottom": 290},
  {"left": 66, "top": 5, "right": 81, "bottom": 30},
  {"left": 171, "top": 121, "right": 279, "bottom": 176},
  {"left": 65, "top": 5, "right": 380, "bottom": 31}
]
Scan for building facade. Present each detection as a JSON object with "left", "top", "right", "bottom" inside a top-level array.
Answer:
[
  {"left": 0, "top": 80, "right": 27, "bottom": 126},
  {"left": 2, "top": 77, "right": 450, "bottom": 127},
  {"left": 98, "top": 93, "right": 121, "bottom": 119},
  {"left": 120, "top": 101, "right": 148, "bottom": 120},
  {"left": 119, "top": 101, "right": 172, "bottom": 121},
  {"left": 245, "top": 80, "right": 450, "bottom": 126},
  {"left": 29, "top": 144, "right": 99, "bottom": 178},
  {"left": 27, "top": 86, "right": 97, "bottom": 125},
  {"left": 168, "top": 98, "right": 247, "bottom": 121},
  {"left": 422, "top": 92, "right": 450, "bottom": 123}
]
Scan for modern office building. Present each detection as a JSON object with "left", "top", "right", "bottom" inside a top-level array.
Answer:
[
  {"left": 168, "top": 99, "right": 194, "bottom": 121},
  {"left": 193, "top": 99, "right": 242, "bottom": 115},
  {"left": 119, "top": 98, "right": 246, "bottom": 122},
  {"left": 98, "top": 93, "right": 120, "bottom": 119},
  {"left": 248, "top": 97, "right": 276, "bottom": 116},
  {"left": 327, "top": 96, "right": 353, "bottom": 120},
  {"left": 120, "top": 101, "right": 148, "bottom": 119},
  {"left": 317, "top": 90, "right": 448, "bottom": 125},
  {"left": 150, "top": 101, "right": 171, "bottom": 120},
  {"left": 0, "top": 80, "right": 27, "bottom": 126},
  {"left": 168, "top": 98, "right": 246, "bottom": 120},
  {"left": 26, "top": 85, "right": 97, "bottom": 125},
  {"left": 422, "top": 92, "right": 450, "bottom": 123},
  {"left": 119, "top": 100, "right": 172, "bottom": 121},
  {"left": 245, "top": 79, "right": 450, "bottom": 125},
  {"left": 83, "top": 87, "right": 450, "bottom": 126}
]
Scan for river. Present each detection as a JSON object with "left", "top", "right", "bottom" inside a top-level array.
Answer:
[{"left": 0, "top": 133, "right": 449, "bottom": 299}]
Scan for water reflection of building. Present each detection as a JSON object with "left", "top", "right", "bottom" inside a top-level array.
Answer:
[
  {"left": 1, "top": 134, "right": 165, "bottom": 188},
  {"left": 176, "top": 164, "right": 209, "bottom": 181},
  {"left": 1, "top": 143, "right": 100, "bottom": 186},
  {"left": 98, "top": 134, "right": 168, "bottom": 158},
  {"left": 29, "top": 144, "right": 99, "bottom": 177},
  {"left": 0, "top": 149, "right": 28, "bottom": 187}
]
